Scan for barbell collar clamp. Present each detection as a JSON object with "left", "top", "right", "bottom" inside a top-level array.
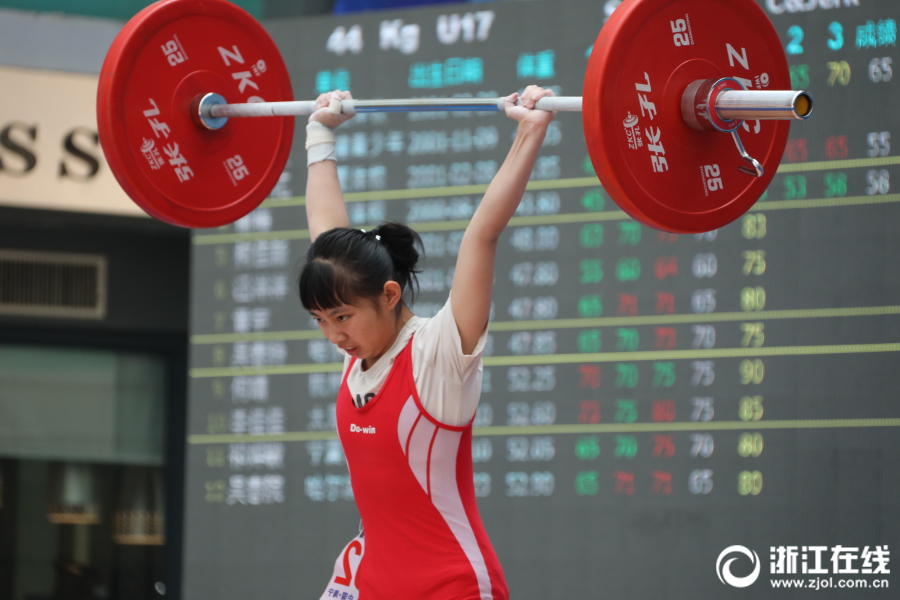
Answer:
[
  {"left": 731, "top": 129, "right": 765, "bottom": 178},
  {"left": 681, "top": 77, "right": 814, "bottom": 133}
]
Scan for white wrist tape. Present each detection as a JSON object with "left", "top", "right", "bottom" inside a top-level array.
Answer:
[
  {"left": 306, "top": 121, "right": 335, "bottom": 149},
  {"left": 306, "top": 121, "right": 336, "bottom": 166}
]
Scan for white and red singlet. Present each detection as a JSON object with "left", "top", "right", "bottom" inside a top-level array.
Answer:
[{"left": 328, "top": 333, "right": 508, "bottom": 600}]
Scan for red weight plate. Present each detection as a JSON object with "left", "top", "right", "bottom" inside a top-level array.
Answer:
[
  {"left": 583, "top": 0, "right": 790, "bottom": 233},
  {"left": 97, "top": 0, "right": 293, "bottom": 228}
]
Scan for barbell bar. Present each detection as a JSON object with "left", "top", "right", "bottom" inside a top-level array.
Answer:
[{"left": 196, "top": 89, "right": 812, "bottom": 129}]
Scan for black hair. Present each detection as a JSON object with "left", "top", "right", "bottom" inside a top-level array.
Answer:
[{"left": 298, "top": 222, "right": 422, "bottom": 314}]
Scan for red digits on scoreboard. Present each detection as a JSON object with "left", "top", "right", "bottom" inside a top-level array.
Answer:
[
  {"left": 653, "top": 435, "right": 675, "bottom": 458},
  {"left": 784, "top": 138, "right": 808, "bottom": 163},
  {"left": 652, "top": 471, "right": 673, "bottom": 494},
  {"left": 618, "top": 293, "right": 638, "bottom": 316},
  {"left": 825, "top": 135, "right": 849, "bottom": 160},
  {"left": 654, "top": 326, "right": 677, "bottom": 350},
  {"left": 655, "top": 292, "right": 675, "bottom": 314},
  {"left": 653, "top": 256, "right": 678, "bottom": 279},
  {"left": 652, "top": 400, "right": 676, "bottom": 422},
  {"left": 578, "top": 365, "right": 602, "bottom": 389},
  {"left": 655, "top": 231, "right": 678, "bottom": 244},
  {"left": 613, "top": 471, "right": 635, "bottom": 495},
  {"left": 578, "top": 400, "right": 601, "bottom": 424}
]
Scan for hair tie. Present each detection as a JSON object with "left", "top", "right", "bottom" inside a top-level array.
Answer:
[{"left": 360, "top": 228, "right": 382, "bottom": 242}]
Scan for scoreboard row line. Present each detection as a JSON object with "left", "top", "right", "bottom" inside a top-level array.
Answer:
[
  {"left": 190, "top": 304, "right": 900, "bottom": 345},
  {"left": 249, "top": 153, "right": 895, "bottom": 208},
  {"left": 186, "top": 417, "right": 900, "bottom": 445},
  {"left": 191, "top": 155, "right": 900, "bottom": 239},
  {"left": 192, "top": 192, "right": 900, "bottom": 245},
  {"left": 188, "top": 341, "right": 900, "bottom": 378}
]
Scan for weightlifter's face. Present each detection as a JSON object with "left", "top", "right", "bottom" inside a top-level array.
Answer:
[{"left": 310, "top": 294, "right": 400, "bottom": 368}]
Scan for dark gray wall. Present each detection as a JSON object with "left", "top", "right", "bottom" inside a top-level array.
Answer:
[{"left": 0, "top": 206, "right": 190, "bottom": 335}]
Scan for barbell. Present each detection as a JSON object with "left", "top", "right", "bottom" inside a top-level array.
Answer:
[{"left": 96, "top": 0, "right": 813, "bottom": 233}]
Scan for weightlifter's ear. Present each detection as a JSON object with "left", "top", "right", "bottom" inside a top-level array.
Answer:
[{"left": 381, "top": 281, "right": 404, "bottom": 313}]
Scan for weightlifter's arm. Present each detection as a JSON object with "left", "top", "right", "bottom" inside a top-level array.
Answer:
[
  {"left": 305, "top": 90, "right": 354, "bottom": 243},
  {"left": 450, "top": 85, "right": 556, "bottom": 354}
]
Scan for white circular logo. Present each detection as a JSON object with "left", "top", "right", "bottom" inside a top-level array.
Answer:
[{"left": 716, "top": 545, "right": 761, "bottom": 588}]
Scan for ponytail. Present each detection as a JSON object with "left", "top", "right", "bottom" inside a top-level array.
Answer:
[
  {"left": 298, "top": 222, "right": 422, "bottom": 313},
  {"left": 370, "top": 222, "right": 421, "bottom": 296}
]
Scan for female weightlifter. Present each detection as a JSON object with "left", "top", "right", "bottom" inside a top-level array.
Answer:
[{"left": 301, "top": 85, "right": 556, "bottom": 600}]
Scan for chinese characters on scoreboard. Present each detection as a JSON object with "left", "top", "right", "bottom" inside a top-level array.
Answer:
[{"left": 213, "top": 210, "right": 294, "bottom": 508}]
